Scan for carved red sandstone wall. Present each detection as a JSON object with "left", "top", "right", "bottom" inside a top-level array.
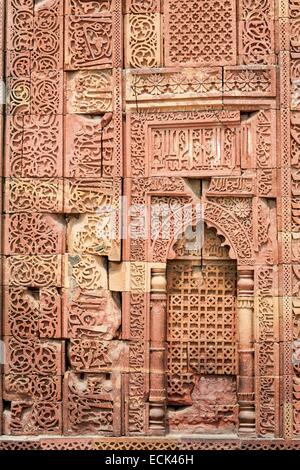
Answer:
[{"left": 0, "top": 0, "right": 299, "bottom": 449}]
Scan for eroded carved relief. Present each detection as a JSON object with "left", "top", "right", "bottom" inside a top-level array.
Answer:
[
  {"left": 67, "top": 70, "right": 113, "bottom": 114},
  {"left": 63, "top": 289, "right": 121, "bottom": 340},
  {"left": 65, "top": 113, "right": 117, "bottom": 178},
  {"left": 63, "top": 371, "right": 121, "bottom": 435},
  {"left": 167, "top": 257, "right": 237, "bottom": 403},
  {"left": 168, "top": 377, "right": 238, "bottom": 434},
  {"left": 65, "top": 15, "right": 113, "bottom": 70}
]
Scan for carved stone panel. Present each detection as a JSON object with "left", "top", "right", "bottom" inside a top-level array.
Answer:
[
  {"left": 127, "top": 110, "right": 242, "bottom": 178},
  {"left": 167, "top": 257, "right": 237, "bottom": 405},
  {"left": 65, "top": 15, "right": 113, "bottom": 70},
  {"left": 166, "top": 228, "right": 238, "bottom": 435}
]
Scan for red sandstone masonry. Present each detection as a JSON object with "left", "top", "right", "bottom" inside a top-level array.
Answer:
[{"left": 1, "top": 0, "right": 300, "bottom": 445}]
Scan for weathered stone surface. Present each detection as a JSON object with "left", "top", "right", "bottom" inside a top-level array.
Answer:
[
  {"left": 68, "top": 339, "right": 127, "bottom": 373},
  {"left": 67, "top": 213, "right": 120, "bottom": 261},
  {"left": 5, "top": 178, "right": 63, "bottom": 214},
  {"left": 63, "top": 178, "right": 121, "bottom": 214},
  {"left": 64, "top": 254, "right": 108, "bottom": 290},
  {"left": 168, "top": 377, "right": 238, "bottom": 434},
  {"left": 3, "top": 286, "right": 62, "bottom": 339},
  {"left": 3, "top": 402, "right": 62, "bottom": 436},
  {"left": 64, "top": 113, "right": 119, "bottom": 178}
]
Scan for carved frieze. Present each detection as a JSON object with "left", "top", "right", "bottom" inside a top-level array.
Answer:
[{"left": 125, "top": 67, "right": 276, "bottom": 110}]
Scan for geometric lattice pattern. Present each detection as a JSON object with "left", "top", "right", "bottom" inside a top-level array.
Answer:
[
  {"left": 167, "top": 259, "right": 237, "bottom": 404},
  {"left": 165, "top": 0, "right": 237, "bottom": 66}
]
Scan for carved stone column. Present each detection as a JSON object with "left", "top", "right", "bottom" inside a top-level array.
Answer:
[
  {"left": 237, "top": 269, "right": 255, "bottom": 434},
  {"left": 149, "top": 267, "right": 167, "bottom": 435}
]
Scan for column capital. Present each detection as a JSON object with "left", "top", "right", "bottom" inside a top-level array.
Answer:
[{"left": 238, "top": 269, "right": 254, "bottom": 295}]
